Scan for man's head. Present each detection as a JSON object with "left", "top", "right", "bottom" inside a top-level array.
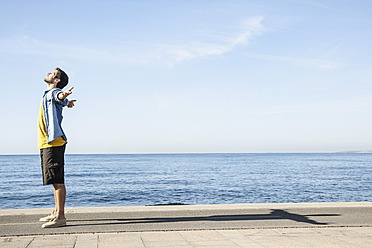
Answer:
[{"left": 44, "top": 67, "right": 69, "bottom": 89}]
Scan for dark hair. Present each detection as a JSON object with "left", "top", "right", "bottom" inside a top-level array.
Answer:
[{"left": 55, "top": 67, "right": 69, "bottom": 89}]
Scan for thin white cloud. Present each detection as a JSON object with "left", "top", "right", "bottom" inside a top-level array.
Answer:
[
  {"left": 0, "top": 35, "right": 116, "bottom": 61},
  {"left": 150, "top": 16, "right": 265, "bottom": 65},
  {"left": 305, "top": 1, "right": 333, "bottom": 10},
  {"left": 0, "top": 16, "right": 265, "bottom": 66}
]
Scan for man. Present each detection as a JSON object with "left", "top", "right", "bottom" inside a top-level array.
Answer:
[{"left": 37, "top": 67, "right": 76, "bottom": 228}]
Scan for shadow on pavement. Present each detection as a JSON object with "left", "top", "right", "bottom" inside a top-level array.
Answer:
[{"left": 66, "top": 209, "right": 340, "bottom": 227}]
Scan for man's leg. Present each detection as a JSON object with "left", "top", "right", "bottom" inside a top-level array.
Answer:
[
  {"left": 53, "top": 187, "right": 57, "bottom": 214},
  {"left": 53, "top": 183, "right": 66, "bottom": 219},
  {"left": 40, "top": 145, "right": 67, "bottom": 228}
]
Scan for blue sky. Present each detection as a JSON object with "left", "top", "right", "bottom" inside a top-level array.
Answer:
[{"left": 1, "top": 0, "right": 372, "bottom": 154}]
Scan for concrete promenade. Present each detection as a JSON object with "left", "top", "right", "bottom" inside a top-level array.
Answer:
[{"left": 1, "top": 202, "right": 371, "bottom": 247}]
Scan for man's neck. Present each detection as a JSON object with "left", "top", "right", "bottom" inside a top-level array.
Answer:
[{"left": 47, "top": 83, "right": 57, "bottom": 90}]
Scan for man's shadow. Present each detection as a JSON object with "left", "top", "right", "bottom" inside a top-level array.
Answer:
[{"left": 66, "top": 209, "right": 340, "bottom": 227}]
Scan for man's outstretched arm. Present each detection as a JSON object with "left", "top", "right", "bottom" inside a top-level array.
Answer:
[
  {"left": 58, "top": 87, "right": 74, "bottom": 100},
  {"left": 58, "top": 87, "right": 76, "bottom": 108}
]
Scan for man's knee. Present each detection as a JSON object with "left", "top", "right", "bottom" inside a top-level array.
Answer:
[{"left": 53, "top": 183, "right": 65, "bottom": 190}]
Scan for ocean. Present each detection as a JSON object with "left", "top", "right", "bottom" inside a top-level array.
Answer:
[{"left": 0, "top": 153, "right": 371, "bottom": 209}]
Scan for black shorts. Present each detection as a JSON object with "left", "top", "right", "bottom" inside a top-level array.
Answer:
[{"left": 40, "top": 145, "right": 66, "bottom": 185}]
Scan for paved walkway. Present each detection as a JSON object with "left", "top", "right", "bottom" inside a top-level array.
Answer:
[
  {"left": 1, "top": 202, "right": 371, "bottom": 247},
  {"left": 1, "top": 227, "right": 372, "bottom": 248}
]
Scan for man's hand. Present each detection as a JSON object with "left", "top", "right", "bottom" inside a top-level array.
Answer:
[
  {"left": 58, "top": 87, "right": 74, "bottom": 100},
  {"left": 67, "top": 100, "right": 77, "bottom": 108}
]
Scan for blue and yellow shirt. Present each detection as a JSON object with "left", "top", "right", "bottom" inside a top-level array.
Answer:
[{"left": 37, "top": 88, "right": 68, "bottom": 149}]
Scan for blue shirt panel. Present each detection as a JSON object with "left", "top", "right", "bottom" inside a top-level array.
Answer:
[{"left": 41, "top": 88, "right": 69, "bottom": 143}]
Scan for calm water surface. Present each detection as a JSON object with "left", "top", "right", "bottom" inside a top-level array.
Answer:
[{"left": 0, "top": 153, "right": 371, "bottom": 209}]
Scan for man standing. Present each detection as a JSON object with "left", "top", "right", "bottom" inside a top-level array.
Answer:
[{"left": 37, "top": 67, "right": 76, "bottom": 228}]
